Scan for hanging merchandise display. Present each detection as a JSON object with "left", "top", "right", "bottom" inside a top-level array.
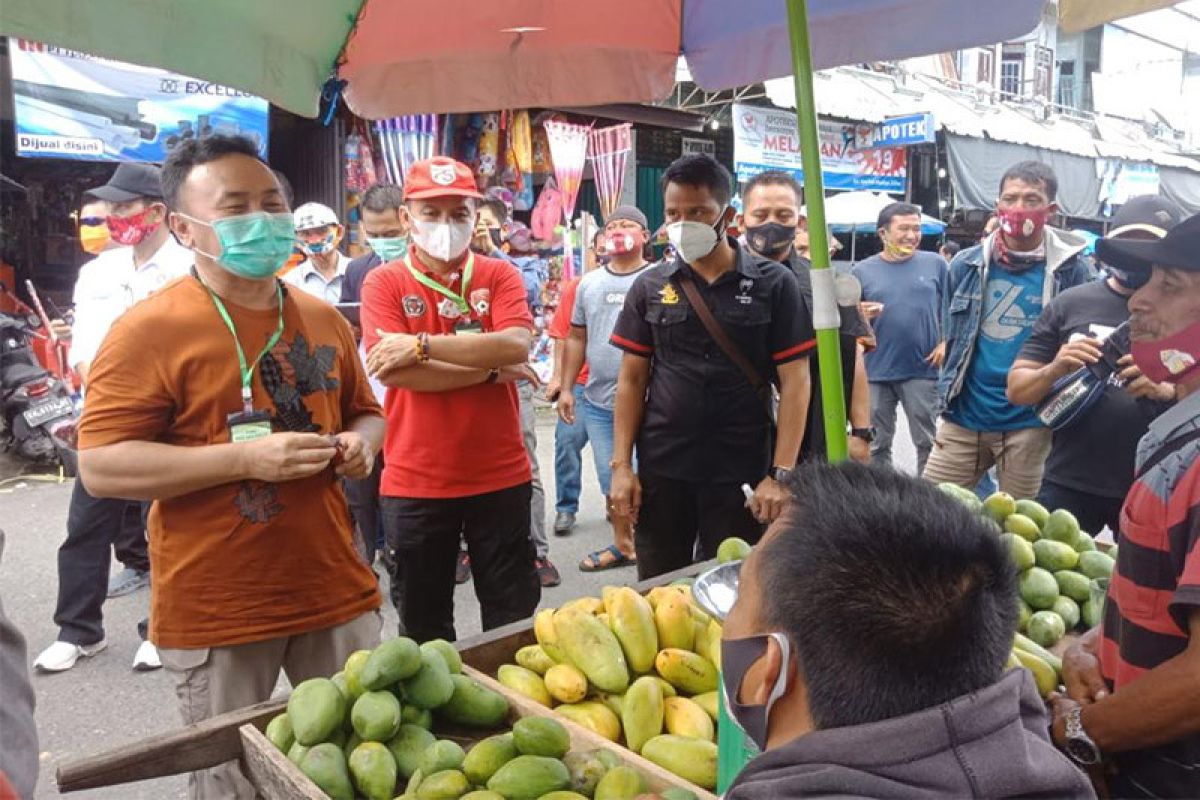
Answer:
[
  {"left": 344, "top": 122, "right": 378, "bottom": 193},
  {"left": 507, "top": 110, "right": 534, "bottom": 211},
  {"left": 477, "top": 113, "right": 500, "bottom": 178},
  {"left": 544, "top": 119, "right": 591, "bottom": 279},
  {"left": 588, "top": 123, "right": 634, "bottom": 221},
  {"left": 374, "top": 115, "right": 438, "bottom": 186},
  {"left": 531, "top": 176, "right": 563, "bottom": 243}
]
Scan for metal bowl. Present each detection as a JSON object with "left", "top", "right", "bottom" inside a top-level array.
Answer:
[{"left": 692, "top": 561, "right": 742, "bottom": 621}]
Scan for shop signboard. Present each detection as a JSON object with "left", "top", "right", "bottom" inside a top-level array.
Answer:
[
  {"left": 681, "top": 136, "right": 716, "bottom": 157},
  {"left": 732, "top": 103, "right": 906, "bottom": 193},
  {"left": 9, "top": 38, "right": 269, "bottom": 163},
  {"left": 868, "top": 113, "right": 937, "bottom": 148}
]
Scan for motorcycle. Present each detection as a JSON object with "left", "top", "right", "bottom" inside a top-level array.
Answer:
[{"left": 0, "top": 282, "right": 79, "bottom": 476}]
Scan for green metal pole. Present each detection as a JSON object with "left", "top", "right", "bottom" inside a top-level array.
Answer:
[{"left": 785, "top": 0, "right": 848, "bottom": 463}]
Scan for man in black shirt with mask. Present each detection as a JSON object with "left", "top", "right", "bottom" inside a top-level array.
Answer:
[
  {"left": 740, "top": 171, "right": 874, "bottom": 463},
  {"left": 1008, "top": 195, "right": 1181, "bottom": 534}
]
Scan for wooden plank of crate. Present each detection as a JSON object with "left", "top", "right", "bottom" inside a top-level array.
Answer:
[
  {"left": 56, "top": 697, "right": 288, "bottom": 793},
  {"left": 462, "top": 665, "right": 719, "bottom": 800},
  {"left": 239, "top": 725, "right": 327, "bottom": 800}
]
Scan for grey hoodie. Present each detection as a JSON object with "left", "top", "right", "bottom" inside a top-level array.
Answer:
[{"left": 725, "top": 669, "right": 1095, "bottom": 800}]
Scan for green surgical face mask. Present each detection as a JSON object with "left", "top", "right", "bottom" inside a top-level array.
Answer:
[
  {"left": 367, "top": 235, "right": 409, "bottom": 263},
  {"left": 181, "top": 211, "right": 296, "bottom": 280}
]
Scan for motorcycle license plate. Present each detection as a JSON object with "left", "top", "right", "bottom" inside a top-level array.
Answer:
[{"left": 23, "top": 396, "right": 74, "bottom": 428}]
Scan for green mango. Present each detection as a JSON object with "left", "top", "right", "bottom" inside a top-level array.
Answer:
[
  {"left": 463, "top": 733, "right": 519, "bottom": 786},
  {"left": 403, "top": 650, "right": 456, "bottom": 710},
  {"left": 421, "top": 639, "right": 463, "bottom": 674},
  {"left": 387, "top": 724, "right": 436, "bottom": 779},
  {"left": 417, "top": 769, "right": 471, "bottom": 800},
  {"left": 264, "top": 712, "right": 294, "bottom": 754},
  {"left": 402, "top": 704, "right": 434, "bottom": 730},
  {"left": 486, "top": 755, "right": 571, "bottom": 799},
  {"left": 418, "top": 739, "right": 466, "bottom": 776},
  {"left": 298, "top": 742, "right": 354, "bottom": 800},
  {"left": 437, "top": 674, "right": 509, "bottom": 728},
  {"left": 351, "top": 690, "right": 402, "bottom": 742},
  {"left": 361, "top": 637, "right": 423, "bottom": 691},
  {"left": 512, "top": 716, "right": 570, "bottom": 759},
  {"left": 348, "top": 741, "right": 399, "bottom": 800},
  {"left": 288, "top": 678, "right": 347, "bottom": 746}
]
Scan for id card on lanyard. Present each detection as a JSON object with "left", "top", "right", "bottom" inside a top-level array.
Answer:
[
  {"left": 197, "top": 275, "right": 285, "bottom": 443},
  {"left": 404, "top": 252, "right": 480, "bottom": 334}
]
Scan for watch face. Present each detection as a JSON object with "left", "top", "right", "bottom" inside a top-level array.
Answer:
[{"left": 1066, "top": 737, "right": 1100, "bottom": 766}]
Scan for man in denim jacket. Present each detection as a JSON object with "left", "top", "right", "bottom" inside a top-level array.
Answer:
[{"left": 924, "top": 162, "right": 1092, "bottom": 501}]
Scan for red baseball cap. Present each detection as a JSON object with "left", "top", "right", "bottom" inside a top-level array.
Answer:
[{"left": 403, "top": 157, "right": 483, "bottom": 201}]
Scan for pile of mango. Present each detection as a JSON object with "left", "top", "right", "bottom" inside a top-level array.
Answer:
[
  {"left": 263, "top": 637, "right": 694, "bottom": 800},
  {"left": 939, "top": 487, "right": 1117, "bottom": 650},
  {"left": 496, "top": 583, "right": 723, "bottom": 791}
]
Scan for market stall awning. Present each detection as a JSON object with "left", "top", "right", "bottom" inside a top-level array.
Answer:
[
  {"left": 1059, "top": 0, "right": 1181, "bottom": 33},
  {"left": 0, "top": 0, "right": 1047, "bottom": 119}
]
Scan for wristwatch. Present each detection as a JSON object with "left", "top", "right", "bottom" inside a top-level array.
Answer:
[
  {"left": 1063, "top": 706, "right": 1101, "bottom": 766},
  {"left": 769, "top": 466, "right": 793, "bottom": 482},
  {"left": 850, "top": 426, "right": 877, "bottom": 442}
]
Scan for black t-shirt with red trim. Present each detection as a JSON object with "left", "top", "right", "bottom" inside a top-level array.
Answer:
[{"left": 610, "top": 243, "right": 814, "bottom": 484}]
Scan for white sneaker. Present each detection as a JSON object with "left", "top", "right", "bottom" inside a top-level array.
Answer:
[
  {"left": 33, "top": 639, "right": 107, "bottom": 673},
  {"left": 132, "top": 640, "right": 162, "bottom": 672}
]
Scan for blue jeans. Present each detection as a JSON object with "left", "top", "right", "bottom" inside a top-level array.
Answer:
[
  {"left": 554, "top": 385, "right": 590, "bottom": 514},
  {"left": 579, "top": 393, "right": 615, "bottom": 497}
]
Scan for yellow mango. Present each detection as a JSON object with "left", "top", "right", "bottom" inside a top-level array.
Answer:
[
  {"left": 692, "top": 691, "right": 719, "bottom": 722},
  {"left": 554, "top": 609, "right": 629, "bottom": 694},
  {"left": 608, "top": 588, "right": 659, "bottom": 674},
  {"left": 545, "top": 663, "right": 589, "bottom": 705},
  {"left": 663, "top": 696, "right": 715, "bottom": 742},
  {"left": 497, "top": 664, "right": 552, "bottom": 707},
  {"left": 534, "top": 609, "right": 567, "bottom": 664},
  {"left": 621, "top": 676, "right": 664, "bottom": 754},
  {"left": 654, "top": 593, "right": 695, "bottom": 652},
  {"left": 515, "top": 644, "right": 557, "bottom": 676},
  {"left": 555, "top": 701, "right": 622, "bottom": 742},
  {"left": 655, "top": 649, "right": 719, "bottom": 695}
]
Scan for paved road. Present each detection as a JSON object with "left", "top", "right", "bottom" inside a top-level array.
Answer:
[{"left": 2, "top": 408, "right": 915, "bottom": 798}]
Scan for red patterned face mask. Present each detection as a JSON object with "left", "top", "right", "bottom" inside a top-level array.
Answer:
[{"left": 106, "top": 207, "right": 161, "bottom": 246}]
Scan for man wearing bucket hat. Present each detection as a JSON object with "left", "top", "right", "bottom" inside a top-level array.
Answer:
[
  {"left": 361, "top": 156, "right": 541, "bottom": 642},
  {"left": 1056, "top": 213, "right": 1200, "bottom": 798},
  {"left": 1007, "top": 195, "right": 1182, "bottom": 535}
]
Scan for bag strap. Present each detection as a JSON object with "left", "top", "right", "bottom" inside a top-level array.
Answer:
[
  {"left": 677, "top": 273, "right": 770, "bottom": 399},
  {"left": 1135, "top": 428, "right": 1200, "bottom": 481}
]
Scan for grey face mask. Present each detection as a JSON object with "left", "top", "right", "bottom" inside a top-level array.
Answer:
[{"left": 720, "top": 632, "right": 793, "bottom": 753}]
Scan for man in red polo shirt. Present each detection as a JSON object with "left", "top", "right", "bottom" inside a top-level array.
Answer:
[{"left": 362, "top": 157, "right": 540, "bottom": 642}]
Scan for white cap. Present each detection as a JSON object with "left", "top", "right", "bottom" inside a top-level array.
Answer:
[{"left": 294, "top": 202, "right": 339, "bottom": 231}]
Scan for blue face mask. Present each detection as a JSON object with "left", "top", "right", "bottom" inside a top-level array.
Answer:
[
  {"left": 367, "top": 236, "right": 410, "bottom": 263},
  {"left": 183, "top": 211, "right": 296, "bottom": 280}
]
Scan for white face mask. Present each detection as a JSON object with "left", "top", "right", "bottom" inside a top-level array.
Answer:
[
  {"left": 667, "top": 214, "right": 726, "bottom": 264},
  {"left": 411, "top": 217, "right": 473, "bottom": 261}
]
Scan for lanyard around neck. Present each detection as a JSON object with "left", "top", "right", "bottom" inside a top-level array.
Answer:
[
  {"left": 404, "top": 252, "right": 474, "bottom": 314},
  {"left": 198, "top": 277, "right": 285, "bottom": 412}
]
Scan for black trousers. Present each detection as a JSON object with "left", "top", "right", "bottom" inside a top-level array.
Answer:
[
  {"left": 635, "top": 473, "right": 765, "bottom": 581},
  {"left": 1037, "top": 481, "right": 1125, "bottom": 539},
  {"left": 381, "top": 482, "right": 540, "bottom": 643},
  {"left": 54, "top": 481, "right": 149, "bottom": 645},
  {"left": 345, "top": 456, "right": 385, "bottom": 564}
]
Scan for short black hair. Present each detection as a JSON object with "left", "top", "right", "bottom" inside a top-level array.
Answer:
[
  {"left": 162, "top": 135, "right": 265, "bottom": 211},
  {"left": 756, "top": 462, "right": 1017, "bottom": 730},
  {"left": 479, "top": 198, "right": 510, "bottom": 224},
  {"left": 940, "top": 240, "right": 962, "bottom": 259},
  {"left": 661, "top": 154, "right": 733, "bottom": 207},
  {"left": 877, "top": 202, "right": 922, "bottom": 230},
  {"left": 743, "top": 171, "right": 802, "bottom": 205},
  {"left": 1000, "top": 161, "right": 1058, "bottom": 202},
  {"left": 272, "top": 170, "right": 294, "bottom": 207},
  {"left": 362, "top": 184, "right": 403, "bottom": 214}
]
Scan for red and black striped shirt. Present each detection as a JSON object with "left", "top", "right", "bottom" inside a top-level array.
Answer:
[{"left": 1101, "top": 390, "right": 1200, "bottom": 798}]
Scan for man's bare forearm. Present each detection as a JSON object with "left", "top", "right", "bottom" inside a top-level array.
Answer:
[
  {"left": 773, "top": 358, "right": 810, "bottom": 468},
  {"left": 379, "top": 362, "right": 489, "bottom": 392},
  {"left": 346, "top": 413, "right": 386, "bottom": 454},
  {"left": 1007, "top": 359, "right": 1064, "bottom": 406},
  {"left": 426, "top": 328, "right": 530, "bottom": 368},
  {"left": 1084, "top": 616, "right": 1200, "bottom": 752},
  {"left": 613, "top": 355, "right": 650, "bottom": 464},
  {"left": 80, "top": 441, "right": 250, "bottom": 501},
  {"left": 561, "top": 328, "right": 587, "bottom": 389},
  {"left": 850, "top": 345, "right": 871, "bottom": 428}
]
